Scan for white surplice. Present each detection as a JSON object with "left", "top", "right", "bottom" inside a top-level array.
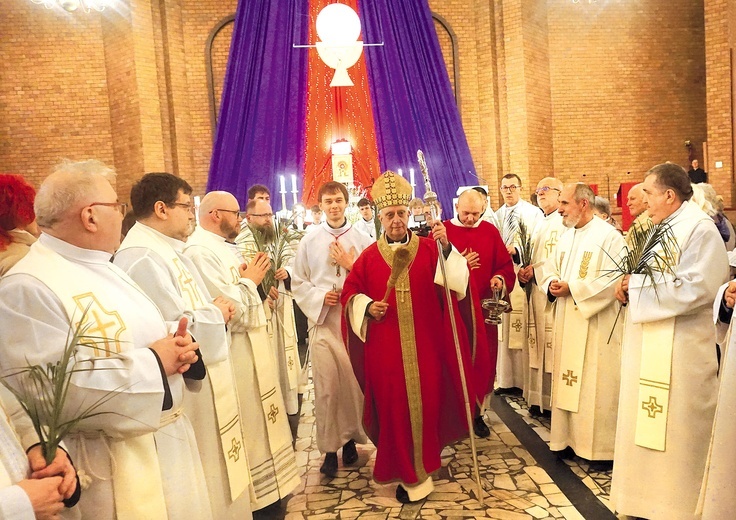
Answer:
[
  {"left": 538, "top": 217, "right": 624, "bottom": 460},
  {"left": 354, "top": 218, "right": 377, "bottom": 241},
  {"left": 184, "top": 228, "right": 299, "bottom": 510},
  {"left": 292, "top": 220, "right": 372, "bottom": 453},
  {"left": 525, "top": 211, "right": 568, "bottom": 410},
  {"left": 698, "top": 281, "right": 736, "bottom": 519},
  {"left": 235, "top": 225, "right": 300, "bottom": 415},
  {"left": 115, "top": 223, "right": 251, "bottom": 520},
  {"left": 495, "top": 200, "right": 543, "bottom": 389},
  {"left": 0, "top": 233, "right": 210, "bottom": 520},
  {"left": 611, "top": 202, "right": 730, "bottom": 520}
]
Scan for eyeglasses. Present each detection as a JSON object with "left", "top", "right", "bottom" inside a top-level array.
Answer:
[
  {"left": 211, "top": 209, "right": 245, "bottom": 218},
  {"left": 89, "top": 202, "right": 128, "bottom": 216},
  {"left": 248, "top": 213, "right": 274, "bottom": 218},
  {"left": 500, "top": 185, "right": 520, "bottom": 192},
  {"left": 169, "top": 202, "right": 195, "bottom": 213},
  {"left": 535, "top": 186, "right": 561, "bottom": 195}
]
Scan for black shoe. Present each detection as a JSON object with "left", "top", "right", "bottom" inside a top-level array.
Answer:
[
  {"left": 551, "top": 446, "right": 576, "bottom": 460},
  {"left": 342, "top": 440, "right": 358, "bottom": 465},
  {"left": 528, "top": 405, "right": 542, "bottom": 417},
  {"left": 589, "top": 460, "right": 613, "bottom": 472},
  {"left": 395, "top": 484, "right": 411, "bottom": 504},
  {"left": 473, "top": 415, "right": 491, "bottom": 438},
  {"left": 494, "top": 386, "right": 522, "bottom": 396},
  {"left": 319, "top": 452, "right": 338, "bottom": 477}
]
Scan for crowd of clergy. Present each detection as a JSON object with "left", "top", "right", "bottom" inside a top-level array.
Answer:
[{"left": 0, "top": 158, "right": 735, "bottom": 520}]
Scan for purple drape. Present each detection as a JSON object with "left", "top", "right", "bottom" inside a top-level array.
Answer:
[
  {"left": 360, "top": 0, "right": 477, "bottom": 212},
  {"left": 207, "top": 0, "right": 308, "bottom": 207}
]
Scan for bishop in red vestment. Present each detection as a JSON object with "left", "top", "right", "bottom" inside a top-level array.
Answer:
[
  {"left": 342, "top": 171, "right": 471, "bottom": 504},
  {"left": 443, "top": 189, "right": 516, "bottom": 437}
]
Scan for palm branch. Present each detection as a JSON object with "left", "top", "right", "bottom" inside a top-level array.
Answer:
[
  {"left": 516, "top": 218, "right": 534, "bottom": 300},
  {"left": 599, "top": 219, "right": 679, "bottom": 343},
  {"left": 246, "top": 214, "right": 304, "bottom": 293},
  {"left": 1, "top": 305, "right": 129, "bottom": 464}
]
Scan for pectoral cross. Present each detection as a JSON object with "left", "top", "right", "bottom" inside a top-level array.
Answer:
[
  {"left": 331, "top": 260, "right": 341, "bottom": 277},
  {"left": 396, "top": 282, "right": 410, "bottom": 303}
]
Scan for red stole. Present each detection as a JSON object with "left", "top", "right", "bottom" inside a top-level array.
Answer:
[{"left": 341, "top": 233, "right": 470, "bottom": 484}]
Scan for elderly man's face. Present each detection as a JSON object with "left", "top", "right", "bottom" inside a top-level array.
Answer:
[
  {"left": 379, "top": 206, "right": 409, "bottom": 241},
  {"left": 91, "top": 176, "right": 125, "bottom": 254},
  {"left": 642, "top": 174, "right": 678, "bottom": 224},
  {"left": 455, "top": 195, "right": 484, "bottom": 228},
  {"left": 535, "top": 180, "right": 561, "bottom": 214},
  {"left": 558, "top": 186, "right": 585, "bottom": 228},
  {"left": 627, "top": 186, "right": 647, "bottom": 218}
]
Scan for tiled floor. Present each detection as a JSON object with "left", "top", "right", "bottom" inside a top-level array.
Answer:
[{"left": 265, "top": 375, "right": 614, "bottom": 520}]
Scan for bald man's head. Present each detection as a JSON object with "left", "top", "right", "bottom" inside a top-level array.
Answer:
[
  {"left": 456, "top": 189, "right": 486, "bottom": 227},
  {"left": 534, "top": 177, "right": 563, "bottom": 215},
  {"left": 199, "top": 191, "right": 242, "bottom": 239},
  {"left": 627, "top": 182, "right": 647, "bottom": 218}
]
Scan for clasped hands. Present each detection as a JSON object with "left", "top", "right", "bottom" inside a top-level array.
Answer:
[
  {"left": 18, "top": 446, "right": 78, "bottom": 520},
  {"left": 549, "top": 279, "right": 571, "bottom": 298},
  {"left": 150, "top": 317, "right": 199, "bottom": 376},
  {"left": 723, "top": 280, "right": 736, "bottom": 309}
]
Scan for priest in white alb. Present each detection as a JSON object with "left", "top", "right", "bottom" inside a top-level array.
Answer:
[
  {"left": 292, "top": 181, "right": 372, "bottom": 477},
  {"left": 495, "top": 173, "right": 542, "bottom": 393},
  {"left": 114, "top": 173, "right": 252, "bottom": 520},
  {"left": 237, "top": 198, "right": 301, "bottom": 416},
  {"left": 0, "top": 161, "right": 211, "bottom": 519},
  {"left": 184, "top": 191, "right": 300, "bottom": 510},
  {"left": 611, "top": 163, "right": 729, "bottom": 520},
  {"left": 538, "top": 183, "right": 624, "bottom": 462},
  {"left": 517, "top": 177, "right": 567, "bottom": 413}
]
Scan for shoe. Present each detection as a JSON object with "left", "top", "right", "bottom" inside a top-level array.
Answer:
[
  {"left": 494, "top": 386, "right": 522, "bottom": 396},
  {"left": 342, "top": 440, "right": 358, "bottom": 465},
  {"left": 589, "top": 460, "right": 613, "bottom": 472},
  {"left": 552, "top": 446, "right": 576, "bottom": 460},
  {"left": 395, "top": 484, "right": 411, "bottom": 504},
  {"left": 319, "top": 452, "right": 338, "bottom": 477},
  {"left": 473, "top": 415, "right": 491, "bottom": 438}
]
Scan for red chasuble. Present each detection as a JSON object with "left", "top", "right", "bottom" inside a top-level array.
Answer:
[
  {"left": 341, "top": 232, "right": 470, "bottom": 485},
  {"left": 443, "top": 220, "right": 516, "bottom": 401}
]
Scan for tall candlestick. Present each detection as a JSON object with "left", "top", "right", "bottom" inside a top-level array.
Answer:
[
  {"left": 279, "top": 175, "right": 287, "bottom": 212},
  {"left": 291, "top": 174, "right": 298, "bottom": 206}
]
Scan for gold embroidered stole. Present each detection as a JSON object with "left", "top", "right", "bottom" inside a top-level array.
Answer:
[
  {"left": 17, "top": 243, "right": 168, "bottom": 520},
  {"left": 555, "top": 234, "right": 601, "bottom": 413},
  {"left": 634, "top": 203, "right": 708, "bottom": 451},
  {"left": 275, "top": 285, "right": 299, "bottom": 391},
  {"left": 506, "top": 275, "right": 526, "bottom": 350},
  {"left": 120, "top": 226, "right": 249, "bottom": 500},
  {"left": 377, "top": 234, "right": 427, "bottom": 482}
]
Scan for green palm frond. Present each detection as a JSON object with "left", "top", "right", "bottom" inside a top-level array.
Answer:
[
  {"left": 1, "top": 305, "right": 129, "bottom": 464},
  {"left": 516, "top": 218, "right": 534, "bottom": 300},
  {"left": 246, "top": 214, "right": 305, "bottom": 293}
]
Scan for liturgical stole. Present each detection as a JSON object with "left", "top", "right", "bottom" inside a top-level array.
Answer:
[
  {"left": 119, "top": 227, "right": 250, "bottom": 500},
  {"left": 14, "top": 242, "right": 168, "bottom": 520},
  {"left": 635, "top": 203, "right": 710, "bottom": 451},
  {"left": 555, "top": 245, "right": 603, "bottom": 413}
]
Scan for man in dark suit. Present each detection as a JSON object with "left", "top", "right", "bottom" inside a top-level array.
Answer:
[{"left": 688, "top": 159, "right": 708, "bottom": 184}]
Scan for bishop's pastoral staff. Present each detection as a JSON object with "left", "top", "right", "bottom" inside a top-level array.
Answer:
[
  {"left": 184, "top": 191, "right": 300, "bottom": 510},
  {"left": 539, "top": 183, "right": 625, "bottom": 463},
  {"left": 341, "top": 170, "right": 471, "bottom": 504},
  {"left": 0, "top": 160, "right": 211, "bottom": 519},
  {"left": 114, "top": 173, "right": 252, "bottom": 520},
  {"left": 611, "top": 163, "right": 729, "bottom": 520}
]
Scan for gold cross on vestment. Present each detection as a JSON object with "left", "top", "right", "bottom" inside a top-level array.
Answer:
[
  {"left": 395, "top": 283, "right": 410, "bottom": 303},
  {"left": 288, "top": 357, "right": 295, "bottom": 369},
  {"left": 545, "top": 231, "right": 559, "bottom": 257},
  {"left": 642, "top": 396, "right": 664, "bottom": 418},
  {"left": 72, "top": 292, "right": 126, "bottom": 356},
  {"left": 512, "top": 318, "right": 523, "bottom": 333},
  {"left": 562, "top": 369, "right": 578, "bottom": 386},
  {"left": 228, "top": 438, "right": 242, "bottom": 462},
  {"left": 268, "top": 404, "right": 280, "bottom": 423},
  {"left": 173, "top": 258, "right": 205, "bottom": 309}
]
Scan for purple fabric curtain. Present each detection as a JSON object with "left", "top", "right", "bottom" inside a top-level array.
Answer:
[
  {"left": 207, "top": 0, "right": 308, "bottom": 207},
  {"left": 360, "top": 0, "right": 477, "bottom": 212}
]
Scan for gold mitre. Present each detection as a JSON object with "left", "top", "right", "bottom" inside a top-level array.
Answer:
[{"left": 371, "top": 170, "right": 413, "bottom": 210}]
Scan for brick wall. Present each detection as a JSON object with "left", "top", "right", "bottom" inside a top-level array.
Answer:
[
  {"left": 0, "top": 0, "right": 114, "bottom": 188},
  {"left": 1, "top": 0, "right": 733, "bottom": 209}
]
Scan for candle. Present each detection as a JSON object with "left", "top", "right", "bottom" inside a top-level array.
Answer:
[
  {"left": 409, "top": 168, "right": 416, "bottom": 198},
  {"left": 279, "top": 175, "right": 286, "bottom": 194},
  {"left": 291, "top": 174, "right": 298, "bottom": 206},
  {"left": 397, "top": 168, "right": 403, "bottom": 178}
]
